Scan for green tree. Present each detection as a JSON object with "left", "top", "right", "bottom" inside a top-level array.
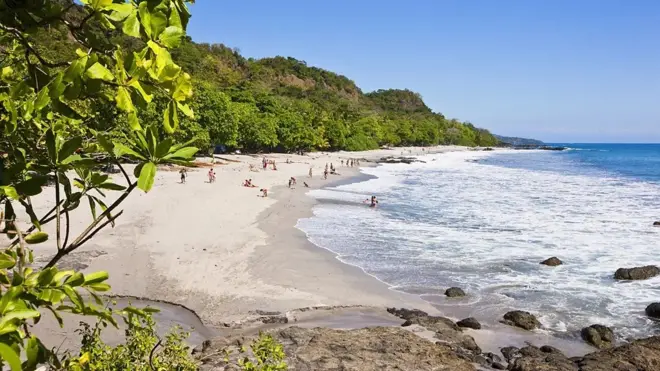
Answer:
[{"left": 0, "top": 0, "right": 199, "bottom": 368}]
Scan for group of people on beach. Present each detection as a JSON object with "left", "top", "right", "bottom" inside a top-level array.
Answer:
[
  {"left": 178, "top": 167, "right": 216, "bottom": 183},
  {"left": 340, "top": 159, "right": 360, "bottom": 167},
  {"left": 262, "top": 157, "right": 277, "bottom": 171}
]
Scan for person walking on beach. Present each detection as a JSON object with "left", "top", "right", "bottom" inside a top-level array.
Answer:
[
  {"left": 323, "top": 168, "right": 328, "bottom": 180},
  {"left": 179, "top": 168, "right": 187, "bottom": 184},
  {"left": 309, "top": 167, "right": 313, "bottom": 178},
  {"left": 208, "top": 168, "right": 216, "bottom": 183}
]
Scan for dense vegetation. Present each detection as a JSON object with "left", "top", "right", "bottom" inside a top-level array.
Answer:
[{"left": 29, "top": 23, "right": 499, "bottom": 153}]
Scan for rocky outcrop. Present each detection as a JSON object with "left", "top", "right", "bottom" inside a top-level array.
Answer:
[
  {"left": 653, "top": 221, "right": 660, "bottom": 226},
  {"left": 581, "top": 324, "right": 614, "bottom": 348},
  {"left": 508, "top": 336, "right": 660, "bottom": 371},
  {"left": 198, "top": 326, "right": 478, "bottom": 371},
  {"left": 445, "top": 287, "right": 466, "bottom": 297},
  {"left": 502, "top": 310, "right": 541, "bottom": 330},
  {"left": 614, "top": 265, "right": 660, "bottom": 280},
  {"left": 540, "top": 257, "right": 563, "bottom": 266},
  {"left": 456, "top": 317, "right": 481, "bottom": 330},
  {"left": 377, "top": 156, "right": 426, "bottom": 164},
  {"left": 645, "top": 302, "right": 660, "bottom": 318}
]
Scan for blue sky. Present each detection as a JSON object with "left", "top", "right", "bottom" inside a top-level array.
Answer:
[{"left": 186, "top": 0, "right": 660, "bottom": 143}]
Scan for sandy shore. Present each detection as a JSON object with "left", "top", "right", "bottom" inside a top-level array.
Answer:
[{"left": 19, "top": 147, "right": 455, "bottom": 337}]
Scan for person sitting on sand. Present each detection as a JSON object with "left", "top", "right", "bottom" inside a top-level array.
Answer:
[
  {"left": 304, "top": 182, "right": 309, "bottom": 188},
  {"left": 291, "top": 177, "right": 297, "bottom": 186},
  {"left": 260, "top": 188, "right": 268, "bottom": 197}
]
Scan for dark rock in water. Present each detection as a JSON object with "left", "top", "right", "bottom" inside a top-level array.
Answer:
[
  {"left": 519, "top": 345, "right": 545, "bottom": 358},
  {"left": 457, "top": 317, "right": 481, "bottom": 330},
  {"left": 377, "top": 156, "right": 426, "bottom": 164},
  {"left": 541, "top": 257, "right": 563, "bottom": 266},
  {"left": 645, "top": 302, "right": 660, "bottom": 318},
  {"left": 614, "top": 265, "right": 660, "bottom": 280},
  {"left": 502, "top": 310, "right": 541, "bottom": 330},
  {"left": 192, "top": 339, "right": 212, "bottom": 355},
  {"left": 654, "top": 221, "right": 660, "bottom": 226},
  {"left": 445, "top": 287, "right": 466, "bottom": 297},
  {"left": 501, "top": 346, "right": 521, "bottom": 362},
  {"left": 483, "top": 147, "right": 494, "bottom": 151},
  {"left": 509, "top": 349, "right": 575, "bottom": 371},
  {"left": 581, "top": 324, "right": 614, "bottom": 348}
]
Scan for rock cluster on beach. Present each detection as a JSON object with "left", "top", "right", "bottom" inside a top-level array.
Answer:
[
  {"left": 445, "top": 287, "right": 466, "bottom": 297},
  {"left": 377, "top": 156, "right": 426, "bottom": 164},
  {"left": 581, "top": 324, "right": 614, "bottom": 348},
  {"left": 645, "top": 302, "right": 660, "bottom": 318},
  {"left": 654, "top": 221, "right": 660, "bottom": 226},
  {"left": 502, "top": 310, "right": 542, "bottom": 330},
  {"left": 613, "top": 265, "right": 660, "bottom": 280}
]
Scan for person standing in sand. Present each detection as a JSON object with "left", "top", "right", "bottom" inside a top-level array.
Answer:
[
  {"left": 309, "top": 167, "right": 313, "bottom": 178},
  {"left": 179, "top": 168, "right": 187, "bottom": 184}
]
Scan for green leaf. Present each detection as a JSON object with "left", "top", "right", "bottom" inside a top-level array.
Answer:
[
  {"left": 46, "top": 129, "right": 57, "bottom": 162},
  {"left": 158, "top": 26, "right": 184, "bottom": 48},
  {"left": 138, "top": 2, "right": 152, "bottom": 37},
  {"left": 98, "top": 182, "right": 126, "bottom": 191},
  {"left": 34, "top": 87, "right": 51, "bottom": 111},
  {"left": 25, "top": 231, "right": 48, "bottom": 244},
  {"left": 127, "top": 112, "right": 141, "bottom": 131},
  {"left": 15, "top": 177, "right": 46, "bottom": 197},
  {"left": 90, "top": 0, "right": 112, "bottom": 10},
  {"left": 83, "top": 271, "right": 109, "bottom": 285},
  {"left": 97, "top": 133, "right": 115, "bottom": 154},
  {"left": 172, "top": 72, "right": 193, "bottom": 101},
  {"left": 164, "top": 146, "right": 198, "bottom": 160},
  {"left": 0, "top": 186, "right": 18, "bottom": 200},
  {"left": 150, "top": 10, "right": 168, "bottom": 39},
  {"left": 113, "top": 142, "right": 146, "bottom": 160},
  {"left": 60, "top": 154, "right": 82, "bottom": 165},
  {"left": 177, "top": 102, "right": 194, "bottom": 118},
  {"left": 87, "top": 283, "right": 111, "bottom": 292},
  {"left": 0, "top": 253, "right": 16, "bottom": 269},
  {"left": 64, "top": 272, "right": 85, "bottom": 287},
  {"left": 85, "top": 62, "right": 115, "bottom": 81},
  {"left": 63, "top": 285, "right": 83, "bottom": 309},
  {"left": 58, "top": 136, "right": 82, "bottom": 163},
  {"left": 106, "top": 3, "right": 133, "bottom": 21},
  {"left": 129, "top": 80, "right": 153, "bottom": 103},
  {"left": 163, "top": 100, "right": 178, "bottom": 133},
  {"left": 38, "top": 289, "right": 67, "bottom": 304},
  {"left": 0, "top": 309, "right": 41, "bottom": 322},
  {"left": 26, "top": 336, "right": 41, "bottom": 368},
  {"left": 88, "top": 196, "right": 97, "bottom": 220},
  {"left": 123, "top": 10, "right": 141, "bottom": 37},
  {"left": 137, "top": 162, "right": 157, "bottom": 192},
  {"left": 155, "top": 138, "right": 172, "bottom": 159},
  {"left": 0, "top": 287, "right": 23, "bottom": 314},
  {"left": 0, "top": 343, "right": 21, "bottom": 371},
  {"left": 116, "top": 87, "right": 134, "bottom": 113}
]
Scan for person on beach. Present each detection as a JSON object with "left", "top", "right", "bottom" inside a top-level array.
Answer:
[
  {"left": 323, "top": 168, "right": 328, "bottom": 180},
  {"left": 309, "top": 167, "right": 313, "bottom": 178},
  {"left": 179, "top": 168, "right": 187, "bottom": 184},
  {"left": 272, "top": 160, "right": 277, "bottom": 171},
  {"left": 208, "top": 168, "right": 216, "bottom": 183},
  {"left": 304, "top": 182, "right": 309, "bottom": 188},
  {"left": 341, "top": 160, "right": 344, "bottom": 167},
  {"left": 260, "top": 188, "right": 268, "bottom": 197},
  {"left": 262, "top": 157, "right": 268, "bottom": 170},
  {"left": 291, "top": 177, "right": 297, "bottom": 186}
]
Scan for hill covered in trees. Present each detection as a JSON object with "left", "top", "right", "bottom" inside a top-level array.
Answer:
[{"left": 30, "top": 8, "right": 500, "bottom": 152}]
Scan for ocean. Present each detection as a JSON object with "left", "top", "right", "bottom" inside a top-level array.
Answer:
[{"left": 296, "top": 144, "right": 660, "bottom": 340}]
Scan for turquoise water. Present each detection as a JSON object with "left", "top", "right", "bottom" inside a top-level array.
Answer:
[{"left": 298, "top": 145, "right": 660, "bottom": 340}]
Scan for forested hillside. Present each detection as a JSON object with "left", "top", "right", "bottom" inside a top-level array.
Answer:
[{"left": 28, "top": 7, "right": 499, "bottom": 152}]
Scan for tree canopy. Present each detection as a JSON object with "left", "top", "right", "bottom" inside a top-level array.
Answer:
[{"left": 24, "top": 20, "right": 500, "bottom": 153}]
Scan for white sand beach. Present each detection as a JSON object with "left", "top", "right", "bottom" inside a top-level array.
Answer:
[{"left": 19, "top": 146, "right": 463, "bottom": 330}]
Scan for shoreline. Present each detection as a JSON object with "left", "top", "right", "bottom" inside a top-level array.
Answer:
[{"left": 25, "top": 145, "right": 599, "bottom": 357}]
